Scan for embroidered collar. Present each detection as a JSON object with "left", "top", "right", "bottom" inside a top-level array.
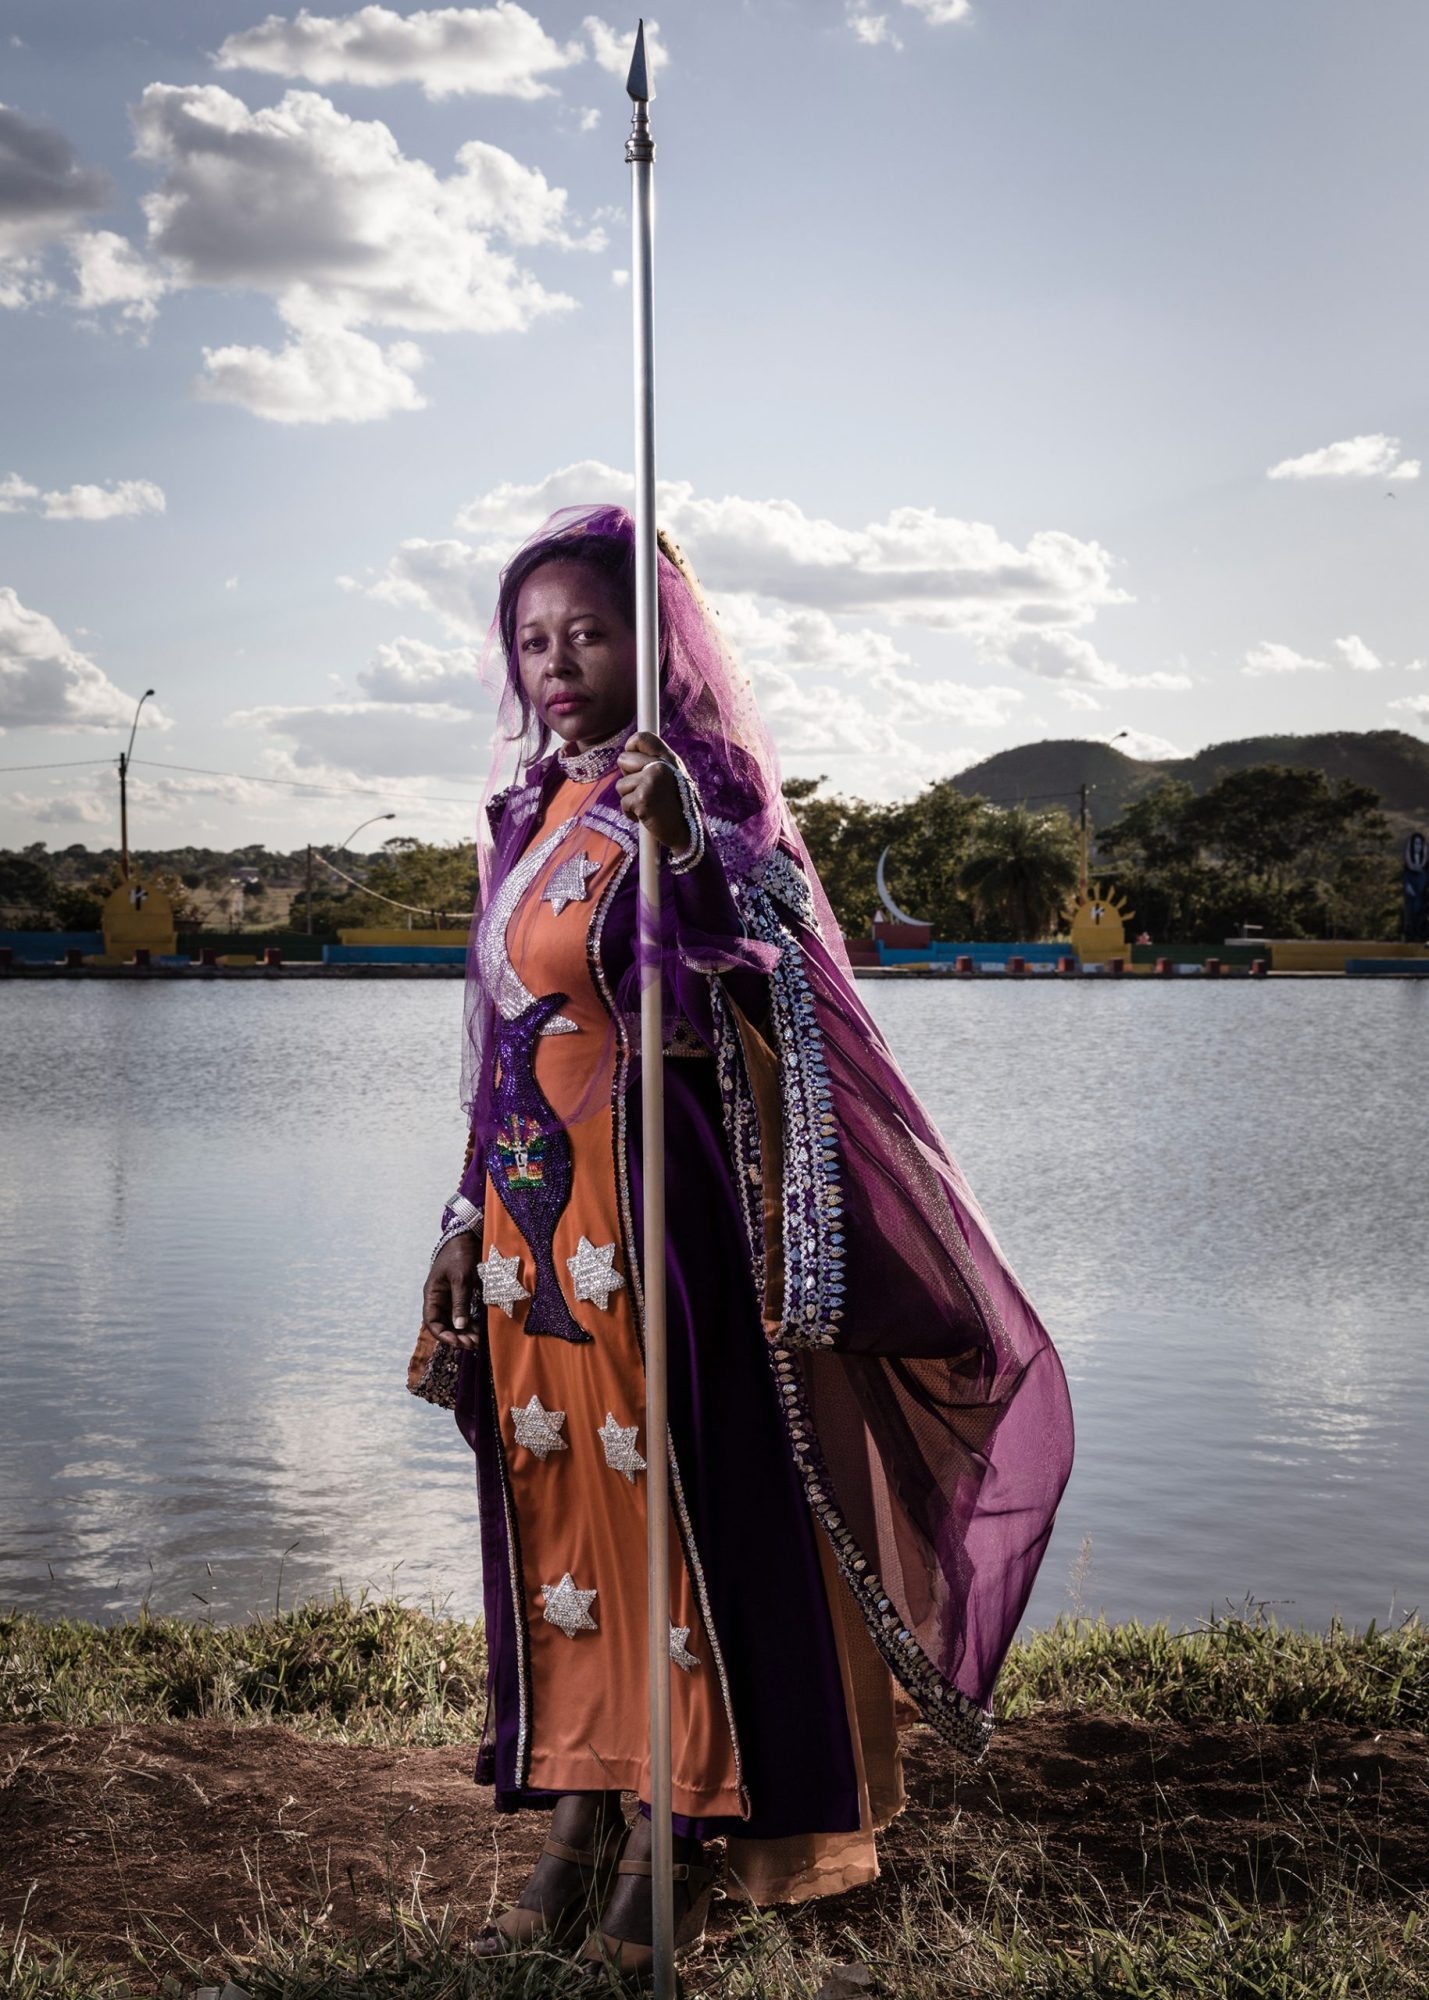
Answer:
[{"left": 554, "top": 724, "right": 630, "bottom": 786}]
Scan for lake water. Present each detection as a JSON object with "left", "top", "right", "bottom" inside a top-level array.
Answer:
[{"left": 2, "top": 977, "right": 1425, "bottom": 1636}]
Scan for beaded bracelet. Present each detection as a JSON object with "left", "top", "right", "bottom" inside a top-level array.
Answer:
[
  {"left": 428, "top": 1190, "right": 483, "bottom": 1272},
  {"left": 663, "top": 760, "right": 707, "bottom": 875}
]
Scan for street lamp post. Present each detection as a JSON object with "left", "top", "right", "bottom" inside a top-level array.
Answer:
[
  {"left": 307, "top": 812, "right": 396, "bottom": 933},
  {"left": 118, "top": 689, "right": 156, "bottom": 882}
]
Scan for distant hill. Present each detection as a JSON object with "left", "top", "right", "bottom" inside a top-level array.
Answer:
[{"left": 950, "top": 729, "right": 1429, "bottom": 832}]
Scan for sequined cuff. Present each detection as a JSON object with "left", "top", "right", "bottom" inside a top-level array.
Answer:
[
  {"left": 429, "top": 1190, "right": 483, "bottom": 1271},
  {"left": 663, "top": 761, "right": 706, "bottom": 876}
]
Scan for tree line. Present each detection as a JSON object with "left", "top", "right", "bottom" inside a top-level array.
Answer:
[{"left": 0, "top": 760, "right": 1403, "bottom": 943}]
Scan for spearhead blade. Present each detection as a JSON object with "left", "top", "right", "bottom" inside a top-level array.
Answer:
[{"left": 626, "top": 19, "right": 651, "bottom": 103}]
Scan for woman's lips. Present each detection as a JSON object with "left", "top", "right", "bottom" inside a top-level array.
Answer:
[{"left": 546, "top": 692, "right": 588, "bottom": 716}]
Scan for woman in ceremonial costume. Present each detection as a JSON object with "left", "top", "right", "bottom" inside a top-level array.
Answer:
[{"left": 410, "top": 502, "right": 1074, "bottom": 1977}]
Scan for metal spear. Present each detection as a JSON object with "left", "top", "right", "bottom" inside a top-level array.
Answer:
[{"left": 625, "top": 22, "right": 677, "bottom": 1999}]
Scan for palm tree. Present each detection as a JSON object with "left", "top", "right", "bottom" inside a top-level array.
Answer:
[{"left": 958, "top": 806, "right": 1080, "bottom": 941}]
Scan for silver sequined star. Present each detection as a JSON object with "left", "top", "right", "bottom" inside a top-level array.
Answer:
[
  {"left": 541, "top": 1572, "right": 598, "bottom": 1638},
  {"left": 511, "top": 1395, "right": 568, "bottom": 1460},
  {"left": 544, "top": 851, "right": 600, "bottom": 916},
  {"left": 669, "top": 1625, "right": 701, "bottom": 1672},
  {"left": 597, "top": 1411, "right": 647, "bottom": 1483},
  {"left": 566, "top": 1235, "right": 625, "bottom": 1312},
  {"left": 479, "top": 1246, "right": 529, "bottom": 1318}
]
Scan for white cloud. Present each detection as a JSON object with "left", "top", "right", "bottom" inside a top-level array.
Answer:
[
  {"left": 347, "top": 533, "right": 501, "bottom": 634},
  {"left": 41, "top": 478, "right": 166, "bottom": 521},
  {"left": 199, "top": 324, "right": 426, "bottom": 424},
  {"left": 214, "top": 3, "right": 585, "bottom": 101},
  {"left": 0, "top": 472, "right": 167, "bottom": 519},
  {"left": 0, "top": 473, "right": 38, "bottom": 512},
  {"left": 901, "top": 0, "right": 973, "bottom": 21},
  {"left": 356, "top": 633, "right": 483, "bottom": 703},
  {"left": 449, "top": 460, "right": 1133, "bottom": 656},
  {"left": 0, "top": 584, "right": 172, "bottom": 731},
  {"left": 576, "top": 107, "right": 600, "bottom": 133},
  {"left": 1267, "top": 433, "right": 1420, "bottom": 482},
  {"left": 68, "top": 228, "right": 169, "bottom": 326},
  {"left": 997, "top": 628, "right": 1191, "bottom": 691},
  {"left": 582, "top": 16, "right": 667, "bottom": 80},
  {"left": 10, "top": 786, "right": 112, "bottom": 827},
  {"left": 848, "top": 0, "right": 970, "bottom": 46},
  {"left": 229, "top": 694, "right": 490, "bottom": 777},
  {"left": 1056, "top": 686, "right": 1103, "bottom": 712},
  {"left": 714, "top": 594, "right": 1025, "bottom": 728},
  {"left": 846, "top": 5, "right": 902, "bottom": 48},
  {"left": 127, "top": 82, "right": 597, "bottom": 420},
  {"left": 1334, "top": 634, "right": 1383, "bottom": 674},
  {"left": 1388, "top": 694, "right": 1429, "bottom": 719},
  {"left": 1241, "top": 640, "right": 1331, "bottom": 677}
]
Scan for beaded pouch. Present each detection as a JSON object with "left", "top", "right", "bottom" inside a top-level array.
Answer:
[{"left": 406, "top": 1322, "right": 462, "bottom": 1410}]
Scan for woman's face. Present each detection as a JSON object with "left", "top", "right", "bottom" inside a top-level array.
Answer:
[{"left": 513, "top": 560, "right": 637, "bottom": 750}]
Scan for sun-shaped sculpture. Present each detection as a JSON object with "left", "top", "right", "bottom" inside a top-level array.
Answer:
[{"left": 1063, "top": 880, "right": 1136, "bottom": 965}]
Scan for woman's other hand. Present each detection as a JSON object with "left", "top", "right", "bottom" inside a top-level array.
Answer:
[
  {"left": 424, "top": 1234, "right": 483, "bottom": 1349},
  {"left": 616, "top": 732, "right": 693, "bottom": 851}
]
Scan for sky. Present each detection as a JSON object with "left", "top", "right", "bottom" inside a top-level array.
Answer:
[{"left": 1, "top": 0, "right": 1427, "bottom": 854}]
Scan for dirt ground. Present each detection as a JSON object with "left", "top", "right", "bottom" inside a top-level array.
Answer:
[{"left": 3, "top": 1715, "right": 1425, "bottom": 1980}]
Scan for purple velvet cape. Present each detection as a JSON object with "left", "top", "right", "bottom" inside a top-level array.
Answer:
[{"left": 451, "top": 750, "right": 1074, "bottom": 1835}]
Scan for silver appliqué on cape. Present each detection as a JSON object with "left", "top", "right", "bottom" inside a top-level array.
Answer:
[
  {"left": 511, "top": 1395, "right": 568, "bottom": 1459},
  {"left": 669, "top": 1626, "right": 701, "bottom": 1672},
  {"left": 541, "top": 1572, "right": 598, "bottom": 1637},
  {"left": 566, "top": 1235, "right": 626, "bottom": 1311},
  {"left": 543, "top": 850, "right": 600, "bottom": 915},
  {"left": 597, "top": 1412, "right": 647, "bottom": 1482},
  {"left": 479, "top": 1246, "right": 530, "bottom": 1317}
]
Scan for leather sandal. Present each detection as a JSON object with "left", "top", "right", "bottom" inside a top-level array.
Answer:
[
  {"left": 576, "top": 1849, "right": 719, "bottom": 1984},
  {"left": 472, "top": 1823, "right": 626, "bottom": 1956}
]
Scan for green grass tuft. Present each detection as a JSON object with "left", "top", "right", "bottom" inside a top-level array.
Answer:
[{"left": 0, "top": 1588, "right": 487, "bottom": 1744}]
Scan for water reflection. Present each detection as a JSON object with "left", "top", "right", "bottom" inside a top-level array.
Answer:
[{"left": 2, "top": 977, "right": 1424, "bottom": 1631}]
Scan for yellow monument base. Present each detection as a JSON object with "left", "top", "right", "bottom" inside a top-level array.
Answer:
[
  {"left": 1063, "top": 881, "right": 1135, "bottom": 966},
  {"left": 101, "top": 878, "right": 177, "bottom": 960}
]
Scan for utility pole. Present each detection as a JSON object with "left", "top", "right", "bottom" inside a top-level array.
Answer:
[
  {"left": 1078, "top": 781, "right": 1089, "bottom": 897},
  {"left": 118, "top": 689, "right": 156, "bottom": 881},
  {"left": 305, "top": 844, "right": 314, "bottom": 934}
]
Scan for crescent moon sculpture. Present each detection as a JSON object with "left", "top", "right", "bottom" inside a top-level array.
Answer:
[{"left": 876, "top": 846, "right": 923, "bottom": 927}]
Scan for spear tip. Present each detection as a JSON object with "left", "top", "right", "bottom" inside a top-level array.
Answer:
[{"left": 625, "top": 19, "right": 651, "bottom": 103}]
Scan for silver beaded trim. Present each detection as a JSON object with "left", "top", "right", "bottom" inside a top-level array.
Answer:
[
  {"left": 742, "top": 889, "right": 845, "bottom": 1351},
  {"left": 664, "top": 761, "right": 706, "bottom": 875},
  {"left": 757, "top": 847, "right": 818, "bottom": 931},
  {"left": 475, "top": 823, "right": 582, "bottom": 1034}
]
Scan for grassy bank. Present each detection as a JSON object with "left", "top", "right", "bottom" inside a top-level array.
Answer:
[
  {"left": 3, "top": 1596, "right": 1427, "bottom": 1997},
  {"left": 3, "top": 1592, "right": 1426, "bottom": 1740}
]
